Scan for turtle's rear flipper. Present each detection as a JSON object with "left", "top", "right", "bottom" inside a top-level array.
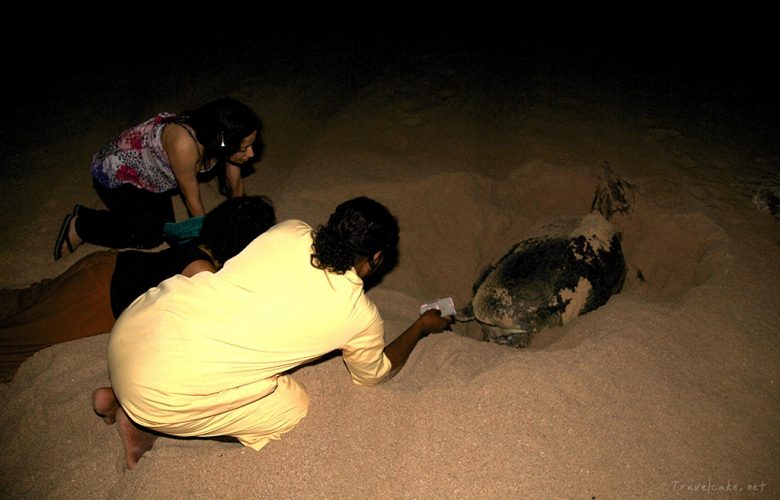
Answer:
[
  {"left": 591, "top": 163, "right": 637, "bottom": 220},
  {"left": 454, "top": 303, "right": 475, "bottom": 322}
]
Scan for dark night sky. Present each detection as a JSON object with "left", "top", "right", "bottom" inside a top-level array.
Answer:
[
  {"left": 2, "top": 6, "right": 778, "bottom": 136},
  {"left": 4, "top": 6, "right": 774, "bottom": 76}
]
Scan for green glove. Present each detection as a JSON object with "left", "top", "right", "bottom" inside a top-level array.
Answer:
[{"left": 163, "top": 216, "right": 205, "bottom": 244}]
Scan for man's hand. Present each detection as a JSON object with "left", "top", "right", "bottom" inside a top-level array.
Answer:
[
  {"left": 418, "top": 309, "right": 454, "bottom": 334},
  {"left": 383, "top": 309, "right": 453, "bottom": 380}
]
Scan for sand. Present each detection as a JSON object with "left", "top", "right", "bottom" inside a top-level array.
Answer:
[{"left": 1, "top": 10, "right": 779, "bottom": 499}]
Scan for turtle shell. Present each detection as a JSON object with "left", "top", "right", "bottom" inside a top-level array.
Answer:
[{"left": 469, "top": 213, "right": 626, "bottom": 347}]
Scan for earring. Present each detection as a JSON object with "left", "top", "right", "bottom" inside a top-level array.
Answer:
[{"left": 219, "top": 130, "right": 226, "bottom": 148}]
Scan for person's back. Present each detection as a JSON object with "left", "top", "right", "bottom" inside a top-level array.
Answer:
[
  {"left": 108, "top": 217, "right": 388, "bottom": 446},
  {"left": 97, "top": 196, "right": 452, "bottom": 469}
]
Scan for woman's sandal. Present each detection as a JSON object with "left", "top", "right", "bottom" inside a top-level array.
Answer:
[{"left": 53, "top": 213, "right": 75, "bottom": 261}]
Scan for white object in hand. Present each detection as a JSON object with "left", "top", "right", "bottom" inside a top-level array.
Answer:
[{"left": 419, "top": 297, "right": 456, "bottom": 316}]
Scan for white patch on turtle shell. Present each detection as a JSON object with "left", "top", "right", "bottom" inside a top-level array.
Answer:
[
  {"left": 569, "top": 212, "right": 617, "bottom": 261},
  {"left": 489, "top": 286, "right": 518, "bottom": 326},
  {"left": 558, "top": 277, "right": 593, "bottom": 324},
  {"left": 492, "top": 286, "right": 514, "bottom": 307},
  {"left": 473, "top": 285, "right": 519, "bottom": 328}
]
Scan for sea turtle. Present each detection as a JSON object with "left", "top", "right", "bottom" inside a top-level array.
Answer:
[{"left": 457, "top": 169, "right": 634, "bottom": 347}]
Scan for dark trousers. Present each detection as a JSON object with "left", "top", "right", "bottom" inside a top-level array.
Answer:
[{"left": 75, "top": 183, "right": 176, "bottom": 249}]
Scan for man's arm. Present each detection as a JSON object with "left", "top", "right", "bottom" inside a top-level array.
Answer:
[{"left": 383, "top": 310, "right": 452, "bottom": 380}]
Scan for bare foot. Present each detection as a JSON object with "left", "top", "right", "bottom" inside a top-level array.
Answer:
[
  {"left": 92, "top": 387, "right": 118, "bottom": 424},
  {"left": 117, "top": 406, "right": 157, "bottom": 469}
]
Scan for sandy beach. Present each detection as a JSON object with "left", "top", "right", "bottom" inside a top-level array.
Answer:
[{"left": 1, "top": 9, "right": 778, "bottom": 498}]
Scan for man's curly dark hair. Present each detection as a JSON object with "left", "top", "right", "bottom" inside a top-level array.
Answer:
[
  {"left": 311, "top": 197, "right": 399, "bottom": 274},
  {"left": 199, "top": 195, "right": 277, "bottom": 266}
]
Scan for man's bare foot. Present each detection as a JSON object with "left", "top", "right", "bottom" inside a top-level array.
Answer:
[
  {"left": 92, "top": 387, "right": 118, "bottom": 424},
  {"left": 117, "top": 407, "right": 157, "bottom": 469}
]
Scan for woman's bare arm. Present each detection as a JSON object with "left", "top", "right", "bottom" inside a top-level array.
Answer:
[
  {"left": 225, "top": 163, "right": 245, "bottom": 197},
  {"left": 165, "top": 125, "right": 207, "bottom": 217}
]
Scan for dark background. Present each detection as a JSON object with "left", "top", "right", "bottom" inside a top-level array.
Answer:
[{"left": 2, "top": 5, "right": 778, "bottom": 148}]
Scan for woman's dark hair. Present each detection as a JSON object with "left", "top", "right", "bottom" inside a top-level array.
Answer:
[
  {"left": 182, "top": 97, "right": 262, "bottom": 159},
  {"left": 311, "top": 197, "right": 399, "bottom": 274},
  {"left": 176, "top": 96, "right": 263, "bottom": 162},
  {"left": 174, "top": 97, "right": 264, "bottom": 198},
  {"left": 199, "top": 195, "right": 277, "bottom": 265}
]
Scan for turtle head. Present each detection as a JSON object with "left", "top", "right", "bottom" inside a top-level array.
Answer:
[{"left": 454, "top": 303, "right": 476, "bottom": 322}]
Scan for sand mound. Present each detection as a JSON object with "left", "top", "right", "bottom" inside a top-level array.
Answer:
[{"left": 1, "top": 25, "right": 779, "bottom": 497}]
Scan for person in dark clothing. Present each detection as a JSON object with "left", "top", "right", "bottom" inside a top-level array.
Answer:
[{"left": 2, "top": 195, "right": 276, "bottom": 382}]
